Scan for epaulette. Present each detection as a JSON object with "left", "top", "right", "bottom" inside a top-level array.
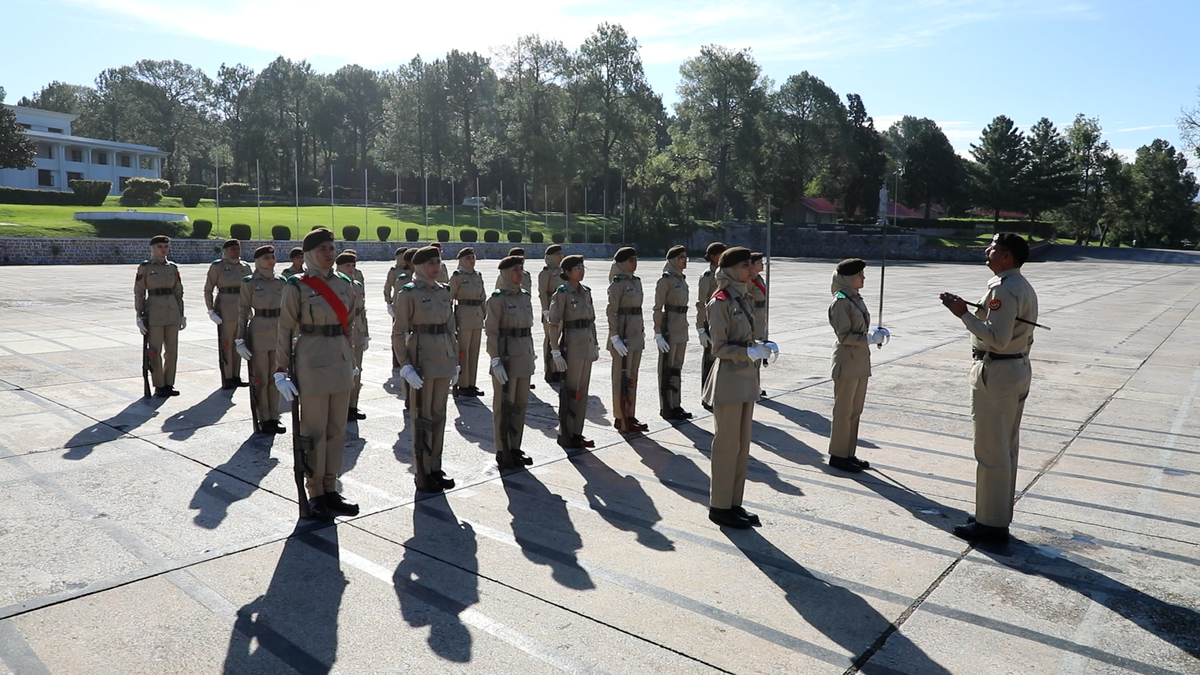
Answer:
[
  {"left": 285, "top": 275, "right": 300, "bottom": 286},
  {"left": 335, "top": 271, "right": 352, "bottom": 283},
  {"left": 581, "top": 284, "right": 590, "bottom": 291},
  {"left": 555, "top": 285, "right": 566, "bottom": 293},
  {"left": 242, "top": 275, "right": 252, "bottom": 282},
  {"left": 521, "top": 289, "right": 530, "bottom": 295},
  {"left": 703, "top": 269, "right": 713, "bottom": 277},
  {"left": 492, "top": 289, "right": 503, "bottom": 296},
  {"left": 353, "top": 279, "right": 364, "bottom": 289},
  {"left": 835, "top": 290, "right": 847, "bottom": 299},
  {"left": 662, "top": 271, "right": 671, "bottom": 278},
  {"left": 167, "top": 261, "right": 178, "bottom": 267},
  {"left": 211, "top": 259, "right": 221, "bottom": 264},
  {"left": 714, "top": 290, "right": 729, "bottom": 301},
  {"left": 612, "top": 274, "right": 625, "bottom": 281},
  {"left": 402, "top": 282, "right": 415, "bottom": 290},
  {"left": 631, "top": 275, "right": 639, "bottom": 280},
  {"left": 543, "top": 265, "right": 550, "bottom": 270},
  {"left": 452, "top": 270, "right": 461, "bottom": 276},
  {"left": 139, "top": 260, "right": 150, "bottom": 266}
]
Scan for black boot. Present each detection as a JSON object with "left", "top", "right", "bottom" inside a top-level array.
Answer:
[
  {"left": 306, "top": 497, "right": 333, "bottom": 521},
  {"left": 829, "top": 456, "right": 863, "bottom": 473},
  {"left": 324, "top": 491, "right": 360, "bottom": 517},
  {"left": 347, "top": 407, "right": 366, "bottom": 421},
  {"left": 953, "top": 521, "right": 1010, "bottom": 543},
  {"left": 733, "top": 505, "right": 762, "bottom": 527},
  {"left": 433, "top": 471, "right": 456, "bottom": 490},
  {"left": 849, "top": 456, "right": 870, "bottom": 470},
  {"left": 271, "top": 420, "right": 287, "bottom": 435},
  {"left": 708, "top": 507, "right": 752, "bottom": 529}
]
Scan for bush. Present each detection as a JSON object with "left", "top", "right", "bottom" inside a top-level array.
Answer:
[
  {"left": 377, "top": 226, "right": 391, "bottom": 241},
  {"left": 589, "top": 234, "right": 603, "bottom": 244},
  {"left": 219, "top": 182, "right": 251, "bottom": 200},
  {"left": 507, "top": 230, "right": 522, "bottom": 243},
  {"left": 230, "top": 224, "right": 252, "bottom": 241},
  {"left": 192, "top": 219, "right": 213, "bottom": 239},
  {"left": 174, "top": 183, "right": 206, "bottom": 208},
  {"left": 608, "top": 233, "right": 621, "bottom": 244},
  {"left": 271, "top": 226, "right": 291, "bottom": 240},
  {"left": 69, "top": 180, "right": 111, "bottom": 207},
  {"left": 120, "top": 177, "right": 170, "bottom": 206},
  {"left": 552, "top": 233, "right": 565, "bottom": 244},
  {"left": 87, "top": 219, "right": 190, "bottom": 239},
  {"left": 529, "top": 231, "right": 544, "bottom": 243},
  {"left": 0, "top": 186, "right": 78, "bottom": 205},
  {"left": 405, "top": 228, "right": 420, "bottom": 242},
  {"left": 459, "top": 228, "right": 478, "bottom": 242},
  {"left": 344, "top": 226, "right": 360, "bottom": 241},
  {"left": 569, "top": 232, "right": 584, "bottom": 244},
  {"left": 484, "top": 229, "right": 500, "bottom": 243},
  {"left": 437, "top": 229, "right": 450, "bottom": 243}
]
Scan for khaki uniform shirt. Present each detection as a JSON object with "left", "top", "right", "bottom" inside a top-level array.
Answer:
[
  {"left": 701, "top": 283, "right": 760, "bottom": 406},
  {"left": 450, "top": 269, "right": 487, "bottom": 330},
  {"left": 281, "top": 264, "right": 304, "bottom": 279},
  {"left": 237, "top": 270, "right": 285, "bottom": 350},
  {"left": 548, "top": 283, "right": 598, "bottom": 356},
  {"left": 392, "top": 278, "right": 458, "bottom": 378},
  {"left": 653, "top": 266, "right": 690, "bottom": 344},
  {"left": 963, "top": 268, "right": 1038, "bottom": 355},
  {"left": 134, "top": 259, "right": 184, "bottom": 326},
  {"left": 538, "top": 264, "right": 562, "bottom": 313},
  {"left": 437, "top": 262, "right": 450, "bottom": 284},
  {"left": 485, "top": 287, "right": 536, "bottom": 378},
  {"left": 383, "top": 264, "right": 406, "bottom": 305},
  {"left": 607, "top": 273, "right": 645, "bottom": 352},
  {"left": 205, "top": 257, "right": 253, "bottom": 311},
  {"left": 277, "top": 269, "right": 357, "bottom": 396},
  {"left": 829, "top": 289, "right": 872, "bottom": 380},
  {"left": 350, "top": 280, "right": 369, "bottom": 346},
  {"left": 749, "top": 275, "right": 768, "bottom": 340},
  {"left": 696, "top": 265, "right": 717, "bottom": 330}
]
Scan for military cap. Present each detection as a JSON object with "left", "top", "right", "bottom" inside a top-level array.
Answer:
[
  {"left": 457, "top": 247, "right": 475, "bottom": 259},
  {"left": 718, "top": 246, "right": 752, "bottom": 268},
  {"left": 402, "top": 248, "right": 417, "bottom": 263},
  {"left": 993, "top": 232, "right": 1030, "bottom": 266},
  {"left": 559, "top": 254, "right": 585, "bottom": 278},
  {"left": 344, "top": 248, "right": 357, "bottom": 256},
  {"left": 836, "top": 258, "right": 867, "bottom": 276},
  {"left": 545, "top": 244, "right": 563, "bottom": 255},
  {"left": 222, "top": 238, "right": 240, "bottom": 250},
  {"left": 508, "top": 247, "right": 526, "bottom": 257},
  {"left": 750, "top": 251, "right": 764, "bottom": 263},
  {"left": 289, "top": 247, "right": 304, "bottom": 259},
  {"left": 498, "top": 255, "right": 523, "bottom": 270},
  {"left": 253, "top": 245, "right": 275, "bottom": 259},
  {"left": 149, "top": 235, "right": 170, "bottom": 245},
  {"left": 412, "top": 246, "right": 440, "bottom": 265},
  {"left": 394, "top": 247, "right": 407, "bottom": 257},
  {"left": 303, "top": 227, "right": 334, "bottom": 251},
  {"left": 614, "top": 246, "right": 637, "bottom": 263},
  {"left": 666, "top": 244, "right": 687, "bottom": 259},
  {"left": 428, "top": 241, "right": 442, "bottom": 250},
  {"left": 705, "top": 241, "right": 727, "bottom": 258},
  {"left": 335, "top": 251, "right": 357, "bottom": 265}
]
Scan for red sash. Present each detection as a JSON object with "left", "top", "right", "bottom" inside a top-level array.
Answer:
[
  {"left": 753, "top": 278, "right": 767, "bottom": 295},
  {"left": 299, "top": 273, "right": 350, "bottom": 339}
]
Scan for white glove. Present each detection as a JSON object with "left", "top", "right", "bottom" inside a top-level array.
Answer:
[
  {"left": 610, "top": 335, "right": 629, "bottom": 357},
  {"left": 746, "top": 345, "right": 767, "bottom": 361},
  {"left": 136, "top": 317, "right": 147, "bottom": 336},
  {"left": 450, "top": 365, "right": 461, "bottom": 386},
  {"left": 764, "top": 341, "right": 779, "bottom": 354},
  {"left": 698, "top": 328, "right": 712, "bottom": 347},
  {"left": 364, "top": 336, "right": 371, "bottom": 348},
  {"left": 542, "top": 310, "right": 551, "bottom": 324},
  {"left": 235, "top": 338, "right": 252, "bottom": 360},
  {"left": 654, "top": 334, "right": 670, "bottom": 353},
  {"left": 352, "top": 367, "right": 361, "bottom": 377},
  {"left": 867, "top": 328, "right": 887, "bottom": 345},
  {"left": 387, "top": 304, "right": 395, "bottom": 317},
  {"left": 491, "top": 357, "right": 508, "bottom": 384},
  {"left": 551, "top": 349, "right": 567, "bottom": 372},
  {"left": 179, "top": 316, "right": 187, "bottom": 330},
  {"left": 400, "top": 364, "right": 424, "bottom": 389},
  {"left": 208, "top": 309, "right": 222, "bottom": 325},
  {"left": 592, "top": 344, "right": 600, "bottom": 361},
  {"left": 274, "top": 371, "right": 298, "bottom": 401}
]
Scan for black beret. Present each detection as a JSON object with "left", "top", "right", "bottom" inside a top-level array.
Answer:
[
  {"left": 614, "top": 246, "right": 637, "bottom": 263},
  {"left": 412, "top": 246, "right": 440, "bottom": 265},
  {"left": 303, "top": 228, "right": 334, "bottom": 251},
  {"left": 289, "top": 247, "right": 304, "bottom": 259},
  {"left": 718, "top": 246, "right": 752, "bottom": 268},
  {"left": 402, "top": 248, "right": 416, "bottom": 263},
  {"left": 335, "top": 251, "right": 357, "bottom": 265},
  {"left": 428, "top": 241, "right": 442, "bottom": 249},
  {"left": 457, "top": 247, "right": 475, "bottom": 259},
  {"left": 149, "top": 235, "right": 170, "bottom": 245},
  {"left": 836, "top": 258, "right": 867, "bottom": 276},
  {"left": 705, "top": 241, "right": 727, "bottom": 258},
  {"left": 498, "top": 255, "right": 523, "bottom": 270},
  {"left": 395, "top": 247, "right": 407, "bottom": 257},
  {"left": 666, "top": 245, "right": 687, "bottom": 259},
  {"left": 750, "top": 251, "right": 764, "bottom": 263},
  {"left": 545, "top": 244, "right": 563, "bottom": 255},
  {"left": 508, "top": 247, "right": 526, "bottom": 257},
  {"left": 343, "top": 248, "right": 357, "bottom": 256},
  {"left": 560, "top": 254, "right": 585, "bottom": 273},
  {"left": 254, "top": 245, "right": 275, "bottom": 259},
  {"left": 993, "top": 232, "right": 1030, "bottom": 266},
  {"left": 222, "top": 238, "right": 240, "bottom": 250}
]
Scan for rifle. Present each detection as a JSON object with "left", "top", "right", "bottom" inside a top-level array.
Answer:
[
  {"left": 246, "top": 334, "right": 261, "bottom": 434},
  {"left": 141, "top": 312, "right": 151, "bottom": 398},
  {"left": 289, "top": 352, "right": 312, "bottom": 519}
]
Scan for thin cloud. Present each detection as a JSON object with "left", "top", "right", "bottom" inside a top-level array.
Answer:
[{"left": 1114, "top": 124, "right": 1175, "bottom": 133}]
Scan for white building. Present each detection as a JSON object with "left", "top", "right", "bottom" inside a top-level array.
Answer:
[{"left": 0, "top": 105, "right": 168, "bottom": 195}]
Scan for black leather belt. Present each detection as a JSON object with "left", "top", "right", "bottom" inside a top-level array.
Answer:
[
  {"left": 148, "top": 288, "right": 173, "bottom": 296},
  {"left": 219, "top": 286, "right": 240, "bottom": 294},
  {"left": 458, "top": 298, "right": 483, "bottom": 306},
  {"left": 665, "top": 304, "right": 688, "bottom": 313},
  {"left": 257, "top": 308, "right": 281, "bottom": 318},
  {"left": 414, "top": 323, "right": 449, "bottom": 334},
  {"left": 500, "top": 327, "right": 531, "bottom": 337},
  {"left": 564, "top": 319, "right": 594, "bottom": 329},
  {"left": 300, "top": 324, "right": 343, "bottom": 336},
  {"left": 973, "top": 349, "right": 1024, "bottom": 361},
  {"left": 617, "top": 307, "right": 642, "bottom": 315},
  {"left": 754, "top": 300, "right": 766, "bottom": 309},
  {"left": 728, "top": 340, "right": 752, "bottom": 347}
]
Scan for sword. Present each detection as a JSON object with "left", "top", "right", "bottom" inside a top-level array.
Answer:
[
  {"left": 288, "top": 352, "right": 312, "bottom": 519},
  {"left": 141, "top": 312, "right": 152, "bottom": 398},
  {"left": 963, "top": 300, "right": 1050, "bottom": 330}
]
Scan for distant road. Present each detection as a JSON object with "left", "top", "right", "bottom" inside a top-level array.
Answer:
[{"left": 1041, "top": 244, "right": 1200, "bottom": 264}]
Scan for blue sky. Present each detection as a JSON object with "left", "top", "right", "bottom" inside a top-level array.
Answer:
[{"left": 2, "top": 0, "right": 1196, "bottom": 166}]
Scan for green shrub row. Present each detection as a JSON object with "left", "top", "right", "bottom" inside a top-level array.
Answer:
[
  {"left": 120, "top": 177, "right": 170, "bottom": 206},
  {"left": 68, "top": 180, "right": 111, "bottom": 207},
  {"left": 0, "top": 186, "right": 79, "bottom": 205}
]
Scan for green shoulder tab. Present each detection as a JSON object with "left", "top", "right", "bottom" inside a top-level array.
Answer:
[
  {"left": 167, "top": 261, "right": 178, "bottom": 267},
  {"left": 581, "top": 284, "right": 590, "bottom": 291},
  {"left": 631, "top": 274, "right": 640, "bottom": 281},
  {"left": 703, "top": 269, "right": 713, "bottom": 277},
  {"left": 491, "top": 288, "right": 503, "bottom": 295},
  {"left": 662, "top": 271, "right": 671, "bottom": 278},
  {"left": 285, "top": 275, "right": 300, "bottom": 286},
  {"left": 402, "top": 282, "right": 415, "bottom": 290},
  {"left": 521, "top": 288, "right": 530, "bottom": 295},
  {"left": 242, "top": 275, "right": 252, "bottom": 283},
  {"left": 452, "top": 270, "right": 461, "bottom": 276},
  {"left": 612, "top": 274, "right": 624, "bottom": 281},
  {"left": 139, "top": 260, "right": 150, "bottom": 266},
  {"left": 353, "top": 279, "right": 364, "bottom": 289},
  {"left": 211, "top": 259, "right": 222, "bottom": 265},
  {"left": 835, "top": 290, "right": 848, "bottom": 299},
  {"left": 555, "top": 285, "right": 566, "bottom": 293},
  {"left": 335, "top": 271, "right": 352, "bottom": 283}
]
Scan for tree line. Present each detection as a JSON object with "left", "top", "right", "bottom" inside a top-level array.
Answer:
[{"left": 7, "top": 22, "right": 1199, "bottom": 247}]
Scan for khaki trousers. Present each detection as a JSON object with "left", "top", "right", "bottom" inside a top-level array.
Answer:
[
  {"left": 542, "top": 328, "right": 554, "bottom": 378},
  {"left": 658, "top": 342, "right": 686, "bottom": 412},
  {"left": 458, "top": 328, "right": 482, "bottom": 389},
  {"left": 829, "top": 377, "right": 868, "bottom": 458},
  {"left": 216, "top": 297, "right": 242, "bottom": 381},
  {"left": 298, "top": 389, "right": 350, "bottom": 498},
  {"left": 411, "top": 377, "right": 451, "bottom": 490},
  {"left": 147, "top": 324, "right": 179, "bottom": 388},
  {"left": 612, "top": 349, "right": 642, "bottom": 421},
  {"left": 971, "top": 358, "right": 1031, "bottom": 528},
  {"left": 710, "top": 401, "right": 754, "bottom": 509},
  {"left": 493, "top": 374, "right": 530, "bottom": 468},
  {"left": 349, "top": 344, "right": 365, "bottom": 409},
  {"left": 701, "top": 342, "right": 715, "bottom": 391},
  {"left": 249, "top": 347, "right": 280, "bottom": 422},
  {"left": 559, "top": 348, "right": 593, "bottom": 439}
]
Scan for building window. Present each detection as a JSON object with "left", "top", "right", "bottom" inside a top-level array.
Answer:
[
  {"left": 48, "top": 127, "right": 63, "bottom": 134},
  {"left": 70, "top": 148, "right": 83, "bottom": 163},
  {"left": 37, "top": 144, "right": 53, "bottom": 159},
  {"left": 119, "top": 154, "right": 131, "bottom": 168},
  {"left": 19, "top": 123, "right": 31, "bottom": 130},
  {"left": 139, "top": 156, "right": 155, "bottom": 170},
  {"left": 38, "top": 170, "right": 54, "bottom": 187},
  {"left": 94, "top": 151, "right": 107, "bottom": 165},
  {"left": 67, "top": 171, "right": 83, "bottom": 183}
]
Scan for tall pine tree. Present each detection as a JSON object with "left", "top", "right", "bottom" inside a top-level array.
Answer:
[
  {"left": 1023, "top": 117, "right": 1076, "bottom": 222},
  {"left": 970, "top": 115, "right": 1029, "bottom": 223}
]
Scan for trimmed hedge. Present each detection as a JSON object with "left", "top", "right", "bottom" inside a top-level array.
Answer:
[
  {"left": 192, "top": 219, "right": 213, "bottom": 239},
  {"left": 0, "top": 186, "right": 77, "bottom": 205},
  {"left": 272, "top": 226, "right": 291, "bottom": 240},
  {"left": 219, "top": 182, "right": 250, "bottom": 200},
  {"left": 529, "top": 231, "right": 544, "bottom": 243},
  {"left": 484, "top": 229, "right": 500, "bottom": 243},
  {"left": 85, "top": 219, "right": 190, "bottom": 239},
  {"left": 552, "top": 233, "right": 565, "bottom": 244},
  {"left": 608, "top": 233, "right": 621, "bottom": 244},
  {"left": 405, "top": 228, "right": 420, "bottom": 242},
  {"left": 437, "top": 229, "right": 450, "bottom": 243},
  {"left": 69, "top": 180, "right": 111, "bottom": 207},
  {"left": 507, "top": 230, "right": 522, "bottom": 243},
  {"left": 377, "top": 226, "right": 391, "bottom": 241},
  {"left": 460, "top": 229, "right": 478, "bottom": 242},
  {"left": 174, "top": 183, "right": 206, "bottom": 208},
  {"left": 344, "top": 226, "right": 360, "bottom": 241},
  {"left": 589, "top": 234, "right": 603, "bottom": 244},
  {"left": 569, "top": 232, "right": 584, "bottom": 244},
  {"left": 230, "top": 224, "right": 252, "bottom": 241},
  {"left": 120, "top": 177, "right": 170, "bottom": 206}
]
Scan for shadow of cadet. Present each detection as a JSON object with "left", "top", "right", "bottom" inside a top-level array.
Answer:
[
  {"left": 165, "top": 388, "right": 237, "bottom": 441},
  {"left": 502, "top": 471, "right": 596, "bottom": 591},
  {"left": 62, "top": 396, "right": 168, "bottom": 460},
  {"left": 188, "top": 434, "right": 279, "bottom": 530},
  {"left": 567, "top": 451, "right": 675, "bottom": 552}
]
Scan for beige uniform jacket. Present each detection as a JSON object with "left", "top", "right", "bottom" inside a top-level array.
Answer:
[
  {"left": 963, "top": 268, "right": 1038, "bottom": 355},
  {"left": 829, "top": 288, "right": 872, "bottom": 380},
  {"left": 383, "top": 265, "right": 405, "bottom": 305},
  {"left": 350, "top": 280, "right": 369, "bottom": 347},
  {"left": 548, "top": 283, "right": 598, "bottom": 356},
  {"left": 392, "top": 278, "right": 458, "bottom": 378},
  {"left": 450, "top": 269, "right": 487, "bottom": 330},
  {"left": 277, "top": 270, "right": 357, "bottom": 396},
  {"left": 653, "top": 266, "right": 690, "bottom": 344},
  {"left": 701, "top": 283, "right": 760, "bottom": 406},
  {"left": 607, "top": 273, "right": 645, "bottom": 352},
  {"left": 696, "top": 265, "right": 717, "bottom": 330},
  {"left": 281, "top": 264, "right": 304, "bottom": 279},
  {"left": 485, "top": 288, "right": 536, "bottom": 378},
  {"left": 135, "top": 259, "right": 184, "bottom": 326},
  {"left": 538, "top": 264, "right": 561, "bottom": 312},
  {"left": 749, "top": 275, "right": 768, "bottom": 340},
  {"left": 205, "top": 258, "right": 252, "bottom": 311},
  {"left": 437, "top": 263, "right": 450, "bottom": 284},
  {"left": 237, "top": 270, "right": 285, "bottom": 349}
]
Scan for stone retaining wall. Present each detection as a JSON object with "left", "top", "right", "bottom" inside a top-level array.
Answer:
[{"left": 721, "top": 224, "right": 1050, "bottom": 263}]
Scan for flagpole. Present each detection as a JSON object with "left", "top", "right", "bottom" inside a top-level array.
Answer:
[{"left": 256, "top": 159, "right": 261, "bottom": 240}]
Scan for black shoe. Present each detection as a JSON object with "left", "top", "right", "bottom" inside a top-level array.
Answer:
[
  {"left": 702, "top": 402, "right": 713, "bottom": 412},
  {"left": 733, "top": 506, "right": 762, "bottom": 527},
  {"left": 675, "top": 407, "right": 693, "bottom": 419},
  {"left": 629, "top": 417, "right": 649, "bottom": 432},
  {"left": 417, "top": 479, "right": 445, "bottom": 493},
  {"left": 558, "top": 435, "right": 581, "bottom": 449},
  {"left": 221, "top": 379, "right": 236, "bottom": 391},
  {"left": 472, "top": 387, "right": 486, "bottom": 397},
  {"left": 347, "top": 407, "right": 366, "bottom": 421},
  {"left": 849, "top": 456, "right": 870, "bottom": 470},
  {"left": 759, "top": 390, "right": 767, "bottom": 399},
  {"left": 529, "top": 383, "right": 536, "bottom": 390},
  {"left": 829, "top": 456, "right": 864, "bottom": 473},
  {"left": 163, "top": 386, "right": 180, "bottom": 396},
  {"left": 254, "top": 422, "right": 271, "bottom": 435},
  {"left": 306, "top": 497, "right": 333, "bottom": 521},
  {"left": 576, "top": 435, "right": 595, "bottom": 448},
  {"left": 154, "top": 387, "right": 178, "bottom": 398},
  {"left": 516, "top": 450, "right": 534, "bottom": 466},
  {"left": 967, "top": 514, "right": 976, "bottom": 524},
  {"left": 324, "top": 491, "right": 360, "bottom": 516},
  {"left": 271, "top": 420, "right": 287, "bottom": 435},
  {"left": 953, "top": 521, "right": 1009, "bottom": 542},
  {"left": 709, "top": 507, "right": 753, "bottom": 529},
  {"left": 433, "top": 471, "right": 456, "bottom": 490}
]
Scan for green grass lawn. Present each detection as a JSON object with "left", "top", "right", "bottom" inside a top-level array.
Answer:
[
  {"left": 0, "top": 196, "right": 627, "bottom": 242},
  {"left": 921, "top": 232, "right": 1057, "bottom": 248}
]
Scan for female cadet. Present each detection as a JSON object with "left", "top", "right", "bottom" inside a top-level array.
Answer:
[
  {"left": 486, "top": 255, "right": 536, "bottom": 470},
  {"left": 538, "top": 244, "right": 565, "bottom": 382},
  {"left": 702, "top": 247, "right": 768, "bottom": 529},
  {"left": 384, "top": 247, "right": 409, "bottom": 368},
  {"left": 451, "top": 247, "right": 487, "bottom": 398},
  {"left": 336, "top": 251, "right": 369, "bottom": 421},
  {"left": 748, "top": 252, "right": 774, "bottom": 397},
  {"left": 274, "top": 228, "right": 360, "bottom": 520},
  {"left": 393, "top": 246, "right": 461, "bottom": 492},
  {"left": 607, "top": 247, "right": 648, "bottom": 434},
  {"left": 653, "top": 245, "right": 691, "bottom": 421},
  {"left": 548, "top": 254, "right": 599, "bottom": 449},
  {"left": 235, "top": 245, "right": 285, "bottom": 434},
  {"left": 134, "top": 234, "right": 186, "bottom": 397},
  {"left": 827, "top": 258, "right": 888, "bottom": 473}
]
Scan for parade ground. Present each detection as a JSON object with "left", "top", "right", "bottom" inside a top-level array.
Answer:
[{"left": 0, "top": 249, "right": 1197, "bottom": 674}]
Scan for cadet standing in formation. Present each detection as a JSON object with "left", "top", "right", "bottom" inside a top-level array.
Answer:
[
  {"left": 393, "top": 246, "right": 460, "bottom": 492},
  {"left": 235, "top": 245, "right": 286, "bottom": 434},
  {"left": 696, "top": 241, "right": 725, "bottom": 409},
  {"left": 748, "top": 252, "right": 776, "bottom": 397},
  {"left": 384, "top": 247, "right": 409, "bottom": 368},
  {"left": 427, "top": 242, "right": 451, "bottom": 283},
  {"left": 274, "top": 228, "right": 360, "bottom": 520},
  {"left": 486, "top": 255, "right": 536, "bottom": 470},
  {"left": 282, "top": 247, "right": 305, "bottom": 278},
  {"left": 827, "top": 258, "right": 888, "bottom": 473},
  {"left": 703, "top": 247, "right": 769, "bottom": 529},
  {"left": 206, "top": 239, "right": 253, "bottom": 390},
  {"left": 653, "top": 245, "right": 692, "bottom": 421},
  {"left": 539, "top": 244, "right": 565, "bottom": 383},
  {"left": 940, "top": 233, "right": 1038, "bottom": 543},
  {"left": 134, "top": 235, "right": 185, "bottom": 397},
  {"left": 548, "top": 254, "right": 599, "bottom": 449},
  {"left": 607, "top": 247, "right": 648, "bottom": 434},
  {"left": 337, "top": 251, "right": 369, "bottom": 421},
  {"left": 451, "top": 247, "right": 487, "bottom": 398},
  {"left": 507, "top": 247, "right": 533, "bottom": 292}
]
